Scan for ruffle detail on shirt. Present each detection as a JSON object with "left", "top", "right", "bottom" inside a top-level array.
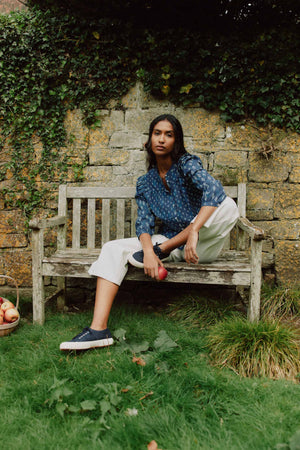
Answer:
[
  {"left": 136, "top": 173, "right": 152, "bottom": 196},
  {"left": 177, "top": 153, "right": 203, "bottom": 178}
]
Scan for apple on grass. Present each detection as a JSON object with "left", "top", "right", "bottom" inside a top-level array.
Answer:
[
  {"left": 1, "top": 300, "right": 15, "bottom": 312},
  {"left": 4, "top": 308, "right": 19, "bottom": 323},
  {"left": 158, "top": 266, "right": 168, "bottom": 280}
]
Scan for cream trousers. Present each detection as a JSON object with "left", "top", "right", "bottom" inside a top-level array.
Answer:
[{"left": 88, "top": 196, "right": 239, "bottom": 286}]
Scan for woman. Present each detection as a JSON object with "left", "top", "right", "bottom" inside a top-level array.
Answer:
[{"left": 60, "top": 114, "right": 239, "bottom": 351}]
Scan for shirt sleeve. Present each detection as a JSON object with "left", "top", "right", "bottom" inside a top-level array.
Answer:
[
  {"left": 178, "top": 154, "right": 226, "bottom": 207},
  {"left": 135, "top": 176, "right": 156, "bottom": 238}
]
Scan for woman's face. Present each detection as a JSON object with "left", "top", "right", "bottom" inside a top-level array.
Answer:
[{"left": 151, "top": 120, "right": 175, "bottom": 158}]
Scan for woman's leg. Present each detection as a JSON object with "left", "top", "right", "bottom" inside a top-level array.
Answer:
[{"left": 90, "top": 278, "right": 119, "bottom": 331}]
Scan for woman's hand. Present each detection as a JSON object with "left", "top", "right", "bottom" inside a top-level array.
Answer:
[
  {"left": 143, "top": 249, "right": 163, "bottom": 280},
  {"left": 184, "top": 229, "right": 199, "bottom": 264}
]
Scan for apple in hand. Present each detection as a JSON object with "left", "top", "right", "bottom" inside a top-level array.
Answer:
[
  {"left": 1, "top": 301, "right": 15, "bottom": 312},
  {"left": 4, "top": 308, "right": 19, "bottom": 323},
  {"left": 158, "top": 266, "right": 168, "bottom": 280}
]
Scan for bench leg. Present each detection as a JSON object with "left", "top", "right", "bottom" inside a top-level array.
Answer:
[
  {"left": 248, "top": 239, "right": 263, "bottom": 323},
  {"left": 32, "top": 229, "right": 45, "bottom": 325},
  {"left": 57, "top": 277, "right": 66, "bottom": 311}
]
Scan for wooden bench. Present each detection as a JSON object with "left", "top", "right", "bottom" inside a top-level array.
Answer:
[{"left": 29, "top": 183, "right": 266, "bottom": 325}]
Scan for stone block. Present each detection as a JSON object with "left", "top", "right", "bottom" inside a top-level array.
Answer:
[
  {"left": 279, "top": 131, "right": 300, "bottom": 153},
  {"left": 275, "top": 240, "right": 300, "bottom": 285},
  {"left": 64, "top": 109, "right": 89, "bottom": 149},
  {"left": 274, "top": 186, "right": 300, "bottom": 219},
  {"left": 0, "top": 234, "right": 27, "bottom": 248},
  {"left": 89, "top": 147, "right": 130, "bottom": 166},
  {"left": 0, "top": 210, "right": 26, "bottom": 234},
  {"left": 253, "top": 220, "right": 300, "bottom": 241},
  {"left": 213, "top": 167, "right": 247, "bottom": 185},
  {"left": 109, "top": 131, "right": 143, "bottom": 149},
  {"left": 247, "top": 186, "right": 274, "bottom": 210},
  {"left": 176, "top": 109, "right": 221, "bottom": 143},
  {"left": 246, "top": 186, "right": 274, "bottom": 220},
  {"left": 125, "top": 109, "right": 171, "bottom": 134},
  {"left": 83, "top": 166, "right": 113, "bottom": 183},
  {"left": 248, "top": 153, "right": 291, "bottom": 182},
  {"left": 215, "top": 150, "right": 248, "bottom": 168},
  {"left": 3, "top": 250, "right": 32, "bottom": 286},
  {"left": 289, "top": 166, "right": 300, "bottom": 183},
  {"left": 121, "top": 83, "right": 141, "bottom": 109},
  {"left": 88, "top": 111, "right": 114, "bottom": 147}
]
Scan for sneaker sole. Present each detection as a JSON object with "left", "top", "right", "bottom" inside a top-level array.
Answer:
[
  {"left": 60, "top": 337, "right": 114, "bottom": 351},
  {"left": 128, "top": 254, "right": 145, "bottom": 268}
]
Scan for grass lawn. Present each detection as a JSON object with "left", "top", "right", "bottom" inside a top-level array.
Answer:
[{"left": 1, "top": 287, "right": 300, "bottom": 450}]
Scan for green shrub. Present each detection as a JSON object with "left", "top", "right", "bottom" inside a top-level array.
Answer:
[{"left": 207, "top": 317, "right": 300, "bottom": 379}]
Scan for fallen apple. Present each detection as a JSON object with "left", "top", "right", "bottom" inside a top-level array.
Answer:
[
  {"left": 1, "top": 301, "right": 15, "bottom": 312},
  {"left": 4, "top": 308, "right": 19, "bottom": 323},
  {"left": 158, "top": 266, "right": 168, "bottom": 280}
]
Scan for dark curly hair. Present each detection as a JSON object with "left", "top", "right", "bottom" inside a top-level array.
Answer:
[{"left": 145, "top": 114, "right": 187, "bottom": 171}]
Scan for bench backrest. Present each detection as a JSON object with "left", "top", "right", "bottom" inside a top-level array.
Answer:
[{"left": 58, "top": 183, "right": 246, "bottom": 250}]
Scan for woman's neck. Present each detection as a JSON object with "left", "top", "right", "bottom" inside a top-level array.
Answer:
[{"left": 156, "top": 156, "right": 173, "bottom": 176}]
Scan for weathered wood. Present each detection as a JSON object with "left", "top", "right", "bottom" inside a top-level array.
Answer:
[
  {"left": 101, "top": 199, "right": 110, "bottom": 245},
  {"left": 116, "top": 199, "right": 125, "bottom": 239},
  {"left": 87, "top": 198, "right": 96, "bottom": 249},
  {"left": 29, "top": 215, "right": 66, "bottom": 229},
  {"left": 72, "top": 198, "right": 81, "bottom": 249},
  {"left": 30, "top": 182, "right": 265, "bottom": 325},
  {"left": 237, "top": 217, "right": 265, "bottom": 241},
  {"left": 248, "top": 239, "right": 263, "bottom": 322},
  {"left": 65, "top": 186, "right": 136, "bottom": 199},
  {"left": 31, "top": 228, "right": 45, "bottom": 325}
]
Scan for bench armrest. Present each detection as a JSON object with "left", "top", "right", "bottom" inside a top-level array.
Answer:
[
  {"left": 237, "top": 217, "right": 266, "bottom": 241},
  {"left": 29, "top": 215, "right": 67, "bottom": 230}
]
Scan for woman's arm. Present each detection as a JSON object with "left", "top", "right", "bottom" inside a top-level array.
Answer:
[
  {"left": 184, "top": 205, "right": 216, "bottom": 264},
  {"left": 139, "top": 233, "right": 164, "bottom": 279}
]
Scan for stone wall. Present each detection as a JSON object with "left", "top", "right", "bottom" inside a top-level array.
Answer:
[{"left": 0, "top": 82, "right": 299, "bottom": 292}]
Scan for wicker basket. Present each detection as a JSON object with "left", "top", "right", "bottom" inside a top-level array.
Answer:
[{"left": 0, "top": 275, "right": 20, "bottom": 337}]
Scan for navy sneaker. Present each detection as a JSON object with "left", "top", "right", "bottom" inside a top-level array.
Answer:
[
  {"left": 128, "top": 243, "right": 169, "bottom": 268},
  {"left": 60, "top": 327, "right": 114, "bottom": 351}
]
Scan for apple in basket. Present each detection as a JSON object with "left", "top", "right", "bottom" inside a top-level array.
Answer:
[
  {"left": 4, "top": 308, "right": 19, "bottom": 323},
  {"left": 0, "top": 310, "right": 4, "bottom": 325},
  {"left": 0, "top": 297, "right": 4, "bottom": 305},
  {"left": 1, "top": 300, "right": 15, "bottom": 312}
]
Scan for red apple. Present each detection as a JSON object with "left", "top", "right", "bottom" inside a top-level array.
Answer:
[
  {"left": 0, "top": 297, "right": 4, "bottom": 305},
  {"left": 1, "top": 301, "right": 15, "bottom": 312},
  {"left": 158, "top": 266, "right": 168, "bottom": 280},
  {"left": 0, "top": 311, "right": 4, "bottom": 325},
  {"left": 4, "top": 308, "right": 19, "bottom": 323}
]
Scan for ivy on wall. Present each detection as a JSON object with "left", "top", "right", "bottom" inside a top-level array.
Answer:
[{"left": 0, "top": 6, "right": 299, "bottom": 219}]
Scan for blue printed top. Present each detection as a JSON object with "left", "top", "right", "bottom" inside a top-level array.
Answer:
[{"left": 135, "top": 153, "right": 226, "bottom": 239}]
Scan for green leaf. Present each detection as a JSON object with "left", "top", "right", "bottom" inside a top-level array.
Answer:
[
  {"left": 80, "top": 400, "right": 97, "bottom": 411},
  {"left": 56, "top": 403, "right": 68, "bottom": 418},
  {"left": 154, "top": 330, "right": 178, "bottom": 352},
  {"left": 128, "top": 341, "right": 150, "bottom": 354}
]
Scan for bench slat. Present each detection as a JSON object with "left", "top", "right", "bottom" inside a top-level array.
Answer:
[
  {"left": 116, "top": 199, "right": 125, "bottom": 239},
  {"left": 131, "top": 199, "right": 138, "bottom": 236},
  {"left": 66, "top": 186, "right": 136, "bottom": 199},
  {"left": 72, "top": 198, "right": 81, "bottom": 249},
  {"left": 87, "top": 198, "right": 96, "bottom": 249},
  {"left": 101, "top": 199, "right": 110, "bottom": 245}
]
